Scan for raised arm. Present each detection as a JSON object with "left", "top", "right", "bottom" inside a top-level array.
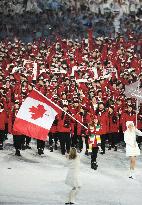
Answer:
[{"left": 135, "top": 128, "right": 142, "bottom": 136}]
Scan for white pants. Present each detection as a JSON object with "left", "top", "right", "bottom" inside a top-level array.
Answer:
[{"left": 67, "top": 186, "right": 80, "bottom": 203}]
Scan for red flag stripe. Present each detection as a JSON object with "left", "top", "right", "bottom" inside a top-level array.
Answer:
[{"left": 14, "top": 118, "right": 48, "bottom": 141}]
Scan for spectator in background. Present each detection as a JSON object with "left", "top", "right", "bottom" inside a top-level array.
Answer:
[
  {"left": 0, "top": 0, "right": 141, "bottom": 42},
  {"left": 26, "top": 0, "right": 42, "bottom": 13},
  {"left": 23, "top": 0, "right": 28, "bottom": 10}
]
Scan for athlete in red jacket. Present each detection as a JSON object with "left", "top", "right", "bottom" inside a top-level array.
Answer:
[
  {"left": 95, "top": 102, "right": 109, "bottom": 154},
  {"left": 107, "top": 106, "right": 120, "bottom": 151},
  {"left": 0, "top": 103, "right": 7, "bottom": 150},
  {"left": 57, "top": 105, "right": 72, "bottom": 155},
  {"left": 74, "top": 107, "right": 91, "bottom": 154}
]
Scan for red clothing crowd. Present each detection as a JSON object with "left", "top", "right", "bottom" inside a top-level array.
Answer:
[{"left": 0, "top": 31, "right": 142, "bottom": 156}]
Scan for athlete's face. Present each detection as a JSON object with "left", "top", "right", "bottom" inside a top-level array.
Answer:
[{"left": 99, "top": 104, "right": 104, "bottom": 110}]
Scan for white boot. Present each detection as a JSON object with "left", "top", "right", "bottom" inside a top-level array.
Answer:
[
  {"left": 68, "top": 188, "right": 76, "bottom": 204},
  {"left": 129, "top": 169, "right": 136, "bottom": 179},
  {"left": 74, "top": 186, "right": 80, "bottom": 198},
  {"left": 129, "top": 169, "right": 132, "bottom": 179},
  {"left": 132, "top": 170, "right": 136, "bottom": 180}
]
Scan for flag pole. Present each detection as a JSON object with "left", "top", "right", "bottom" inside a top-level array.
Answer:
[
  {"left": 136, "top": 98, "right": 138, "bottom": 128},
  {"left": 136, "top": 79, "right": 140, "bottom": 128},
  {"left": 34, "top": 89, "right": 88, "bottom": 130}
]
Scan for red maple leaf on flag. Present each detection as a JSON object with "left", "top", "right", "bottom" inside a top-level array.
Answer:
[{"left": 29, "top": 104, "right": 47, "bottom": 120}]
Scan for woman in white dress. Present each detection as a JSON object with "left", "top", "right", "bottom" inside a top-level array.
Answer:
[
  {"left": 124, "top": 121, "right": 142, "bottom": 179},
  {"left": 65, "top": 147, "right": 81, "bottom": 204}
]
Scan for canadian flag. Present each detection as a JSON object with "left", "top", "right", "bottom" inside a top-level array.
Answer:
[
  {"left": 23, "top": 60, "right": 38, "bottom": 80},
  {"left": 13, "top": 89, "right": 60, "bottom": 141}
]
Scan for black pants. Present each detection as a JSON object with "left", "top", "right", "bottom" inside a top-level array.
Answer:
[
  {"left": 49, "top": 132, "right": 58, "bottom": 147},
  {"left": 71, "top": 124, "right": 78, "bottom": 147},
  {"left": 0, "top": 130, "right": 5, "bottom": 147},
  {"left": 84, "top": 135, "right": 89, "bottom": 151},
  {"left": 25, "top": 136, "right": 31, "bottom": 145},
  {"left": 137, "top": 129, "right": 142, "bottom": 148},
  {"left": 118, "top": 125, "right": 124, "bottom": 142},
  {"left": 4, "top": 123, "right": 8, "bottom": 140},
  {"left": 71, "top": 134, "right": 78, "bottom": 148},
  {"left": 78, "top": 135, "right": 89, "bottom": 151},
  {"left": 13, "top": 135, "right": 25, "bottom": 150},
  {"left": 91, "top": 147, "right": 98, "bottom": 163},
  {"left": 58, "top": 132, "right": 71, "bottom": 155},
  {"left": 37, "top": 139, "right": 45, "bottom": 150},
  {"left": 71, "top": 135, "right": 78, "bottom": 147},
  {"left": 108, "top": 132, "right": 118, "bottom": 147},
  {"left": 100, "top": 134, "right": 108, "bottom": 153}
]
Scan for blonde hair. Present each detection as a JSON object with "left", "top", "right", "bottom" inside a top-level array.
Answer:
[
  {"left": 69, "top": 147, "right": 77, "bottom": 160},
  {"left": 126, "top": 121, "right": 134, "bottom": 128}
]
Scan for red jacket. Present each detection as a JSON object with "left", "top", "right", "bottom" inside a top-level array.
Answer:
[
  {"left": 74, "top": 112, "right": 91, "bottom": 136},
  {"left": 8, "top": 109, "right": 22, "bottom": 135},
  {"left": 57, "top": 112, "right": 71, "bottom": 133},
  {"left": 70, "top": 107, "right": 80, "bottom": 135},
  {"left": 0, "top": 110, "right": 7, "bottom": 130},
  {"left": 120, "top": 111, "right": 136, "bottom": 131},
  {"left": 137, "top": 113, "right": 142, "bottom": 130},
  {"left": 95, "top": 110, "right": 109, "bottom": 135},
  {"left": 49, "top": 116, "right": 58, "bottom": 133},
  {"left": 108, "top": 112, "right": 119, "bottom": 133}
]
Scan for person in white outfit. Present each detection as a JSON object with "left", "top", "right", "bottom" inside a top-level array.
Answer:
[
  {"left": 65, "top": 147, "right": 81, "bottom": 204},
  {"left": 124, "top": 121, "right": 142, "bottom": 179}
]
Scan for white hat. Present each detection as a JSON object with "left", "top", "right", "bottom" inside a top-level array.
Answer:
[{"left": 126, "top": 121, "right": 134, "bottom": 127}]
